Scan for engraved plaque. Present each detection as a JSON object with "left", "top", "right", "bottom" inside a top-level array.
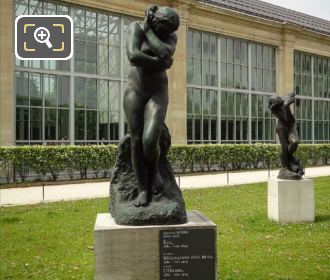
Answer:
[{"left": 160, "top": 228, "right": 216, "bottom": 280}]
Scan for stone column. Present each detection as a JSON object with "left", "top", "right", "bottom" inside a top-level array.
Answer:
[
  {"left": 277, "top": 28, "right": 295, "bottom": 97},
  {"left": 0, "top": 0, "right": 14, "bottom": 146},
  {"left": 166, "top": 1, "right": 190, "bottom": 144}
]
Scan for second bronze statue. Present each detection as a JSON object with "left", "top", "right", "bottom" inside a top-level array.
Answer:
[{"left": 269, "top": 92, "right": 304, "bottom": 180}]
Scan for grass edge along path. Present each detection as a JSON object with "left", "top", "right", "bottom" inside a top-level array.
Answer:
[{"left": 1, "top": 177, "right": 329, "bottom": 279}]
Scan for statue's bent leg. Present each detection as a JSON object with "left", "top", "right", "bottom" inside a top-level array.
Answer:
[
  {"left": 277, "top": 130, "right": 290, "bottom": 169},
  {"left": 123, "top": 88, "right": 150, "bottom": 207},
  {"left": 288, "top": 128, "right": 299, "bottom": 155},
  {"left": 143, "top": 90, "right": 168, "bottom": 194}
]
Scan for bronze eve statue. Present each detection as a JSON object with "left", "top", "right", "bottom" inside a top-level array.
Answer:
[
  {"left": 124, "top": 6, "right": 180, "bottom": 207},
  {"left": 269, "top": 92, "right": 304, "bottom": 180}
]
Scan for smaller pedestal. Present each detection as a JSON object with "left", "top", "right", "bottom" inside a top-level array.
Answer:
[
  {"left": 94, "top": 211, "right": 217, "bottom": 280},
  {"left": 268, "top": 178, "right": 314, "bottom": 223}
]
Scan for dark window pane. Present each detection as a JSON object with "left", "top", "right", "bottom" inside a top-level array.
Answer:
[
  {"left": 187, "top": 118, "right": 193, "bottom": 140},
  {"left": 109, "top": 81, "right": 119, "bottom": 112},
  {"left": 86, "top": 79, "right": 97, "bottom": 109},
  {"left": 194, "top": 58, "right": 202, "bottom": 85},
  {"left": 195, "top": 119, "right": 201, "bottom": 141},
  {"left": 75, "top": 77, "right": 85, "bottom": 108},
  {"left": 203, "top": 90, "right": 210, "bottom": 115},
  {"left": 187, "top": 57, "right": 194, "bottom": 84},
  {"left": 221, "top": 63, "right": 227, "bottom": 87},
  {"left": 194, "top": 89, "right": 202, "bottom": 115},
  {"left": 99, "top": 111, "right": 109, "bottom": 141},
  {"left": 86, "top": 11, "right": 97, "bottom": 42},
  {"left": 109, "top": 46, "right": 120, "bottom": 77},
  {"left": 86, "top": 42, "right": 97, "bottom": 74},
  {"left": 87, "top": 111, "right": 97, "bottom": 140},
  {"left": 234, "top": 40, "right": 240, "bottom": 64},
  {"left": 241, "top": 66, "right": 248, "bottom": 90},
  {"left": 241, "top": 41, "right": 248, "bottom": 65},
  {"left": 74, "top": 9, "right": 85, "bottom": 40},
  {"left": 202, "top": 34, "right": 209, "bottom": 59},
  {"left": 16, "top": 72, "right": 29, "bottom": 106},
  {"left": 187, "top": 88, "right": 193, "bottom": 114},
  {"left": 75, "top": 110, "right": 85, "bottom": 140},
  {"left": 194, "top": 32, "right": 202, "bottom": 58},
  {"left": 210, "top": 91, "right": 217, "bottom": 115},
  {"left": 210, "top": 36, "right": 217, "bottom": 60},
  {"left": 44, "top": 75, "right": 57, "bottom": 107},
  {"left": 58, "top": 76, "right": 69, "bottom": 107},
  {"left": 211, "top": 118, "right": 217, "bottom": 140},
  {"left": 257, "top": 45, "right": 262, "bottom": 67},
  {"left": 45, "top": 108, "right": 56, "bottom": 141},
  {"left": 30, "top": 74, "right": 42, "bottom": 106},
  {"left": 263, "top": 46, "right": 269, "bottom": 68},
  {"left": 16, "top": 107, "right": 29, "bottom": 140},
  {"left": 98, "top": 80, "right": 109, "bottom": 111},
  {"left": 221, "top": 120, "right": 226, "bottom": 141},
  {"left": 227, "top": 39, "right": 233, "bottom": 63},
  {"left": 109, "top": 15, "right": 120, "bottom": 46},
  {"left": 227, "top": 64, "right": 234, "bottom": 88},
  {"left": 58, "top": 109, "right": 69, "bottom": 140},
  {"left": 30, "top": 108, "right": 42, "bottom": 140},
  {"left": 234, "top": 64, "right": 240, "bottom": 88},
  {"left": 203, "top": 118, "right": 209, "bottom": 141},
  {"left": 187, "top": 30, "right": 194, "bottom": 57},
  {"left": 74, "top": 40, "right": 85, "bottom": 72},
  {"left": 220, "top": 38, "right": 226, "bottom": 63},
  {"left": 110, "top": 112, "right": 119, "bottom": 140},
  {"left": 98, "top": 44, "right": 108, "bottom": 76},
  {"left": 228, "top": 119, "right": 234, "bottom": 141}
]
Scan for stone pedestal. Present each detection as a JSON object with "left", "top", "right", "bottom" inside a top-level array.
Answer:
[
  {"left": 268, "top": 178, "right": 314, "bottom": 223},
  {"left": 94, "top": 211, "right": 217, "bottom": 280}
]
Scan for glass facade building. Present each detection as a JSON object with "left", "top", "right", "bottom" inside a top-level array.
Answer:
[
  {"left": 5, "top": 0, "right": 329, "bottom": 146},
  {"left": 15, "top": 0, "right": 134, "bottom": 144},
  {"left": 294, "top": 51, "right": 330, "bottom": 143},
  {"left": 187, "top": 29, "right": 276, "bottom": 143}
]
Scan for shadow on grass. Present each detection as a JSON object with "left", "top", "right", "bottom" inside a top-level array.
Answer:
[
  {"left": 0, "top": 216, "right": 22, "bottom": 223},
  {"left": 315, "top": 215, "right": 330, "bottom": 223}
]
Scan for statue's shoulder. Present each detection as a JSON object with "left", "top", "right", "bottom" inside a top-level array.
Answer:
[{"left": 128, "top": 21, "right": 143, "bottom": 33}]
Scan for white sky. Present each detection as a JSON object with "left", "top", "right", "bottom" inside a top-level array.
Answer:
[{"left": 261, "top": 0, "right": 330, "bottom": 20}]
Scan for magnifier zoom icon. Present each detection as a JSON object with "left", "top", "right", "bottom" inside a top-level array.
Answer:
[{"left": 34, "top": 27, "right": 53, "bottom": 48}]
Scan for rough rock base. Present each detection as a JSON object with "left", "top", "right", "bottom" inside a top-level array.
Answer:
[{"left": 109, "top": 126, "right": 187, "bottom": 225}]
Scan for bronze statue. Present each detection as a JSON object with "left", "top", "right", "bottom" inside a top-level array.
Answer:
[
  {"left": 269, "top": 92, "right": 304, "bottom": 180},
  {"left": 124, "top": 6, "right": 180, "bottom": 207}
]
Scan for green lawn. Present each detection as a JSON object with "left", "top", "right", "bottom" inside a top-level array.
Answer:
[{"left": 1, "top": 177, "right": 329, "bottom": 280}]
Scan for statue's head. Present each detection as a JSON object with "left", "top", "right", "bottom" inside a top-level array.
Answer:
[
  {"left": 148, "top": 6, "right": 180, "bottom": 36},
  {"left": 268, "top": 96, "right": 283, "bottom": 111}
]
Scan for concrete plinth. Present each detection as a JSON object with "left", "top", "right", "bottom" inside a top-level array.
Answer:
[
  {"left": 268, "top": 178, "right": 314, "bottom": 223},
  {"left": 94, "top": 211, "right": 217, "bottom": 280}
]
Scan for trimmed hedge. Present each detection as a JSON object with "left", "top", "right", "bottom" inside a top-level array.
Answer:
[{"left": 0, "top": 144, "right": 330, "bottom": 184}]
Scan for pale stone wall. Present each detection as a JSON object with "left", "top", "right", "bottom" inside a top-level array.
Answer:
[
  {"left": 0, "top": 0, "right": 14, "bottom": 146},
  {"left": 1, "top": 0, "right": 330, "bottom": 145}
]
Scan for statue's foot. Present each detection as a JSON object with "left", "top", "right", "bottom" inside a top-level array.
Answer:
[
  {"left": 133, "top": 191, "right": 149, "bottom": 207},
  {"left": 289, "top": 161, "right": 304, "bottom": 176},
  {"left": 152, "top": 171, "right": 164, "bottom": 195},
  {"left": 277, "top": 168, "right": 302, "bottom": 180}
]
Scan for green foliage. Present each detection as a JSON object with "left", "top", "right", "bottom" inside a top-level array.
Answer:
[
  {"left": 0, "top": 144, "right": 329, "bottom": 184},
  {"left": 169, "top": 144, "right": 329, "bottom": 173},
  {"left": 0, "top": 145, "right": 117, "bottom": 183}
]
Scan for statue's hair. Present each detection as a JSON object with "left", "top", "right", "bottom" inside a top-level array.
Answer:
[
  {"left": 268, "top": 96, "right": 283, "bottom": 111},
  {"left": 156, "top": 6, "right": 180, "bottom": 33}
]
